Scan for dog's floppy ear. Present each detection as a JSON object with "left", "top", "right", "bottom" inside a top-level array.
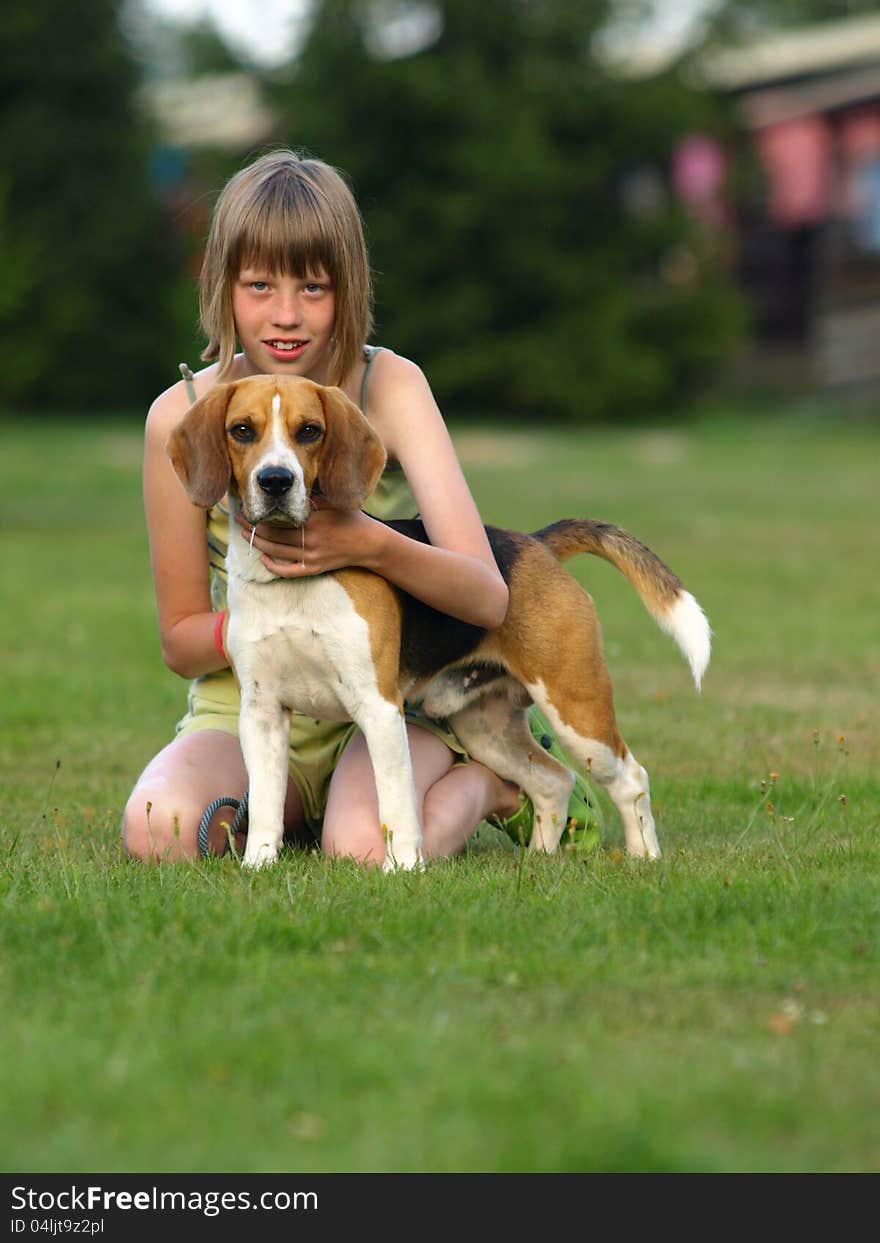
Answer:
[
  {"left": 166, "top": 383, "right": 236, "bottom": 508},
  {"left": 315, "top": 385, "right": 387, "bottom": 509}
]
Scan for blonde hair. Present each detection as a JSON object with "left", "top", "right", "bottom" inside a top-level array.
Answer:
[{"left": 199, "top": 150, "right": 373, "bottom": 385}]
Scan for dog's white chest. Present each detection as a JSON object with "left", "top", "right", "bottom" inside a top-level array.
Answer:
[{"left": 227, "top": 573, "right": 380, "bottom": 721}]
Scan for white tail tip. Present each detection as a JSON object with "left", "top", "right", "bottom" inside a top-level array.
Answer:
[{"left": 663, "top": 591, "right": 711, "bottom": 691}]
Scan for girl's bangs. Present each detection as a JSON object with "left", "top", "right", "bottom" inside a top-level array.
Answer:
[{"left": 230, "top": 179, "right": 337, "bottom": 280}]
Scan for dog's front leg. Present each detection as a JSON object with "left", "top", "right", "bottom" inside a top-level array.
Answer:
[
  {"left": 354, "top": 700, "right": 424, "bottom": 872},
  {"left": 239, "top": 686, "right": 290, "bottom": 869}
]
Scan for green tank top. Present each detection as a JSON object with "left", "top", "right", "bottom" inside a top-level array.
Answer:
[{"left": 180, "top": 346, "right": 418, "bottom": 610}]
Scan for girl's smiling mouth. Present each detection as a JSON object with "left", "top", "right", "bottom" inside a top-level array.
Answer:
[{"left": 264, "top": 339, "right": 309, "bottom": 359}]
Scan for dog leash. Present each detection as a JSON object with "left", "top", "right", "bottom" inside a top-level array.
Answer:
[{"left": 197, "top": 789, "right": 249, "bottom": 857}]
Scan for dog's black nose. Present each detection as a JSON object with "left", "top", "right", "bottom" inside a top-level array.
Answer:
[{"left": 257, "top": 466, "right": 295, "bottom": 496}]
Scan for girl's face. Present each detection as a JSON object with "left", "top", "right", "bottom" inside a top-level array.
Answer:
[{"left": 232, "top": 267, "right": 336, "bottom": 381}]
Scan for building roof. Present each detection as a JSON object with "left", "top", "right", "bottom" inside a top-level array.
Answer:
[
  {"left": 738, "top": 64, "right": 880, "bottom": 129},
  {"left": 699, "top": 13, "right": 880, "bottom": 92}
]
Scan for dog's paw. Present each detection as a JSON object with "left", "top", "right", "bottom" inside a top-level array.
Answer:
[
  {"left": 382, "top": 847, "right": 424, "bottom": 874},
  {"left": 626, "top": 841, "right": 662, "bottom": 861},
  {"left": 380, "top": 822, "right": 424, "bottom": 873},
  {"left": 241, "top": 840, "right": 280, "bottom": 870}
]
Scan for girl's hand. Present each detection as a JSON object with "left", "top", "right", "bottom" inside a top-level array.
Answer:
[{"left": 235, "top": 508, "right": 380, "bottom": 578}]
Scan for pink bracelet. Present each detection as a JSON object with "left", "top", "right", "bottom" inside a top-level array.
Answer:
[{"left": 213, "top": 610, "right": 228, "bottom": 663}]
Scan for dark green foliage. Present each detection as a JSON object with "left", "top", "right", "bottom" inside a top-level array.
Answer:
[
  {"left": 0, "top": 1, "right": 174, "bottom": 410},
  {"left": 269, "top": 0, "right": 745, "bottom": 419}
]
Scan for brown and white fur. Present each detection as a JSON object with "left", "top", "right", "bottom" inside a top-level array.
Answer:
[{"left": 167, "top": 374, "right": 710, "bottom": 871}]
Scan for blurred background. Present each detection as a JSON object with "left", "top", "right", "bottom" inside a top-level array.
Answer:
[{"left": 5, "top": 0, "right": 880, "bottom": 421}]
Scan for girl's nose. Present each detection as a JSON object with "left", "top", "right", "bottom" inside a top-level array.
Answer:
[{"left": 272, "top": 296, "right": 302, "bottom": 327}]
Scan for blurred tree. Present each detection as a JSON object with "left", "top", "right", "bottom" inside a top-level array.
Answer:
[
  {"left": 0, "top": 1, "right": 173, "bottom": 410},
  {"left": 269, "top": 0, "right": 745, "bottom": 420},
  {"left": 178, "top": 21, "right": 245, "bottom": 75}
]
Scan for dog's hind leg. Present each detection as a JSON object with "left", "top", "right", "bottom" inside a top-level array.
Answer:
[
  {"left": 528, "top": 694, "right": 660, "bottom": 859},
  {"left": 499, "top": 568, "right": 662, "bottom": 858},
  {"left": 605, "top": 748, "right": 659, "bottom": 860},
  {"left": 239, "top": 694, "right": 292, "bottom": 869},
  {"left": 450, "top": 690, "right": 575, "bottom": 853}
]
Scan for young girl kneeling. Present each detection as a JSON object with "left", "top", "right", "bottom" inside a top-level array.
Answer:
[{"left": 122, "top": 149, "right": 522, "bottom": 864}]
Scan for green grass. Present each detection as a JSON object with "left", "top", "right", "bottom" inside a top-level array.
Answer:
[{"left": 1, "top": 405, "right": 878, "bottom": 1173}]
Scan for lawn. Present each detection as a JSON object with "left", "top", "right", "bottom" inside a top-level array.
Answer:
[{"left": 0, "top": 401, "right": 877, "bottom": 1173}]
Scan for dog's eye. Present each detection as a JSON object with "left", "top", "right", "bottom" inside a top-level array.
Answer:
[
  {"left": 296, "top": 424, "right": 323, "bottom": 444},
  {"left": 229, "top": 423, "right": 255, "bottom": 443}
]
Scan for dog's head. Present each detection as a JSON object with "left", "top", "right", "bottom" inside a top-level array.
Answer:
[{"left": 166, "top": 375, "right": 387, "bottom": 526}]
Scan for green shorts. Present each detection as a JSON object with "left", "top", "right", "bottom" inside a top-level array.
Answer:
[{"left": 176, "top": 669, "right": 467, "bottom": 834}]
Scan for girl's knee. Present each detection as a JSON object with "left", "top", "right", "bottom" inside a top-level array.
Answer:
[
  {"left": 121, "top": 787, "right": 202, "bottom": 862},
  {"left": 320, "top": 811, "right": 385, "bottom": 866},
  {"left": 121, "top": 731, "right": 249, "bottom": 862}
]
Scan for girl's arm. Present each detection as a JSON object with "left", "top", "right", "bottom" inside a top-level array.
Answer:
[
  {"left": 144, "top": 382, "right": 229, "bottom": 678},
  {"left": 366, "top": 353, "right": 508, "bottom": 627},
  {"left": 255, "top": 354, "right": 509, "bottom": 630}
]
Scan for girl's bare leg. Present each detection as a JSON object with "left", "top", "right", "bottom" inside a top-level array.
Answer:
[
  {"left": 321, "top": 724, "right": 519, "bottom": 864},
  {"left": 122, "top": 729, "right": 305, "bottom": 861}
]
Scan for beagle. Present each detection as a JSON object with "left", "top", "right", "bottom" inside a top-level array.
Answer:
[{"left": 167, "top": 375, "right": 710, "bottom": 870}]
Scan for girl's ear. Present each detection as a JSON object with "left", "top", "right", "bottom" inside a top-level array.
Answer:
[
  {"left": 315, "top": 385, "right": 387, "bottom": 509},
  {"left": 166, "top": 383, "right": 236, "bottom": 507}
]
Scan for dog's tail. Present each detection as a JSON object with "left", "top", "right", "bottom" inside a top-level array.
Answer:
[{"left": 532, "top": 519, "right": 711, "bottom": 690}]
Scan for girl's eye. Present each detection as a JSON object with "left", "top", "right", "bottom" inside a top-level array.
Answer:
[
  {"left": 251, "top": 281, "right": 270, "bottom": 292},
  {"left": 304, "top": 283, "right": 324, "bottom": 294}
]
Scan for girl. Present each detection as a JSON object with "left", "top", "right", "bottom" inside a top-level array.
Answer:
[
  {"left": 123, "top": 148, "right": 599, "bottom": 864},
  {"left": 123, "top": 148, "right": 525, "bottom": 864}
]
